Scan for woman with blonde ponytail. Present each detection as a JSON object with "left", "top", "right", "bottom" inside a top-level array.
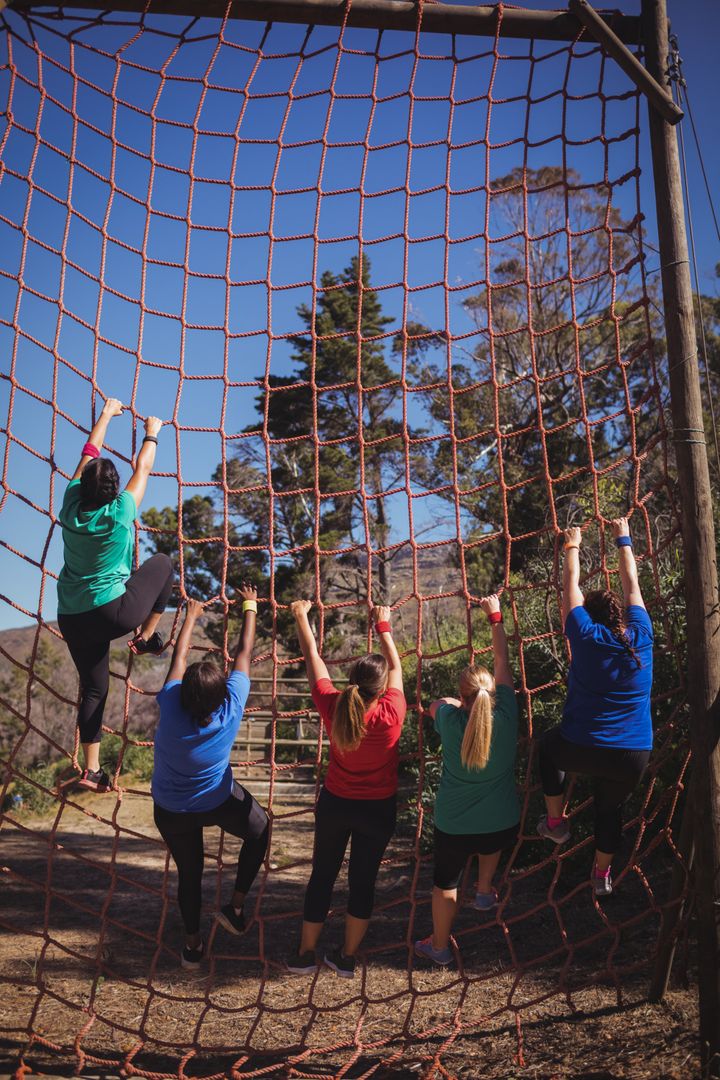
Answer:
[
  {"left": 286, "top": 601, "right": 406, "bottom": 979},
  {"left": 415, "top": 594, "right": 519, "bottom": 967}
]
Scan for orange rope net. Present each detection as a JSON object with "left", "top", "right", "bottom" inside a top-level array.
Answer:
[{"left": 0, "top": 3, "right": 691, "bottom": 1077}]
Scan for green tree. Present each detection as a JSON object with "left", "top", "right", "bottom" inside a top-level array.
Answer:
[
  {"left": 144, "top": 255, "right": 431, "bottom": 640},
  {"left": 411, "top": 166, "right": 665, "bottom": 584}
]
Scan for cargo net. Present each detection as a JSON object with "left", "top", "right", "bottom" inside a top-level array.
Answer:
[{"left": 0, "top": 2, "right": 691, "bottom": 1077}]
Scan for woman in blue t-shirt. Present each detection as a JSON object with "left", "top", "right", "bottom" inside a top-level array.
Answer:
[
  {"left": 415, "top": 594, "right": 519, "bottom": 966},
  {"left": 57, "top": 397, "right": 174, "bottom": 793},
  {"left": 537, "top": 518, "right": 653, "bottom": 896},
  {"left": 152, "top": 586, "right": 269, "bottom": 970}
]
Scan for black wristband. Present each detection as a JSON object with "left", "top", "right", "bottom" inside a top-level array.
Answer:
[{"left": 143, "top": 435, "right": 158, "bottom": 445}]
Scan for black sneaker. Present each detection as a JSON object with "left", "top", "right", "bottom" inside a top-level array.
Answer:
[
  {"left": 75, "top": 768, "right": 112, "bottom": 793},
  {"left": 285, "top": 949, "right": 317, "bottom": 975},
  {"left": 128, "top": 631, "right": 166, "bottom": 656},
  {"left": 181, "top": 941, "right": 204, "bottom": 970},
  {"left": 216, "top": 903, "right": 246, "bottom": 936},
  {"left": 324, "top": 948, "right": 356, "bottom": 979}
]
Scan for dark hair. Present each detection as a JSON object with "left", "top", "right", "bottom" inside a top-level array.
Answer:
[
  {"left": 180, "top": 661, "right": 228, "bottom": 727},
  {"left": 584, "top": 590, "right": 641, "bottom": 668},
  {"left": 332, "top": 653, "right": 389, "bottom": 753},
  {"left": 79, "top": 457, "right": 120, "bottom": 510}
]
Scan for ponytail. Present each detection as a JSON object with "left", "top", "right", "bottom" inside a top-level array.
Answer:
[
  {"left": 331, "top": 653, "right": 388, "bottom": 754},
  {"left": 584, "top": 590, "right": 642, "bottom": 669},
  {"left": 332, "top": 684, "right": 368, "bottom": 752},
  {"left": 459, "top": 665, "right": 496, "bottom": 771}
]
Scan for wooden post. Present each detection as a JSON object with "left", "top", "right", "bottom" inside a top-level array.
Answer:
[
  {"left": 568, "top": 0, "right": 682, "bottom": 124},
  {"left": 642, "top": 0, "right": 720, "bottom": 1072},
  {"left": 648, "top": 775, "right": 695, "bottom": 1001}
]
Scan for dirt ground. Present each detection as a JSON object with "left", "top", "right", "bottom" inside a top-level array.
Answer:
[{"left": 0, "top": 782, "right": 701, "bottom": 1080}]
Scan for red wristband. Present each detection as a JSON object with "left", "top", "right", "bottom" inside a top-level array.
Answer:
[
  {"left": 375, "top": 621, "right": 392, "bottom": 635},
  {"left": 487, "top": 611, "right": 503, "bottom": 624},
  {"left": 82, "top": 442, "right": 100, "bottom": 459}
]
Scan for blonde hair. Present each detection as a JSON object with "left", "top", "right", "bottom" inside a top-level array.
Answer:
[
  {"left": 332, "top": 653, "right": 388, "bottom": 753},
  {"left": 458, "top": 665, "right": 496, "bottom": 770}
]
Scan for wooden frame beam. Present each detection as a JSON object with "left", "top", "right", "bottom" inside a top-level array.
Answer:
[
  {"left": 8, "top": 0, "right": 642, "bottom": 44},
  {"left": 569, "top": 0, "right": 682, "bottom": 123}
]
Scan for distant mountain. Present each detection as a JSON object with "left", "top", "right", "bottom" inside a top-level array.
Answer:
[{"left": 0, "top": 614, "right": 191, "bottom": 767}]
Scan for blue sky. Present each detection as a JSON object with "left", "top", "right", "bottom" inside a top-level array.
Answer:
[{"left": 0, "top": 0, "right": 717, "bottom": 630}]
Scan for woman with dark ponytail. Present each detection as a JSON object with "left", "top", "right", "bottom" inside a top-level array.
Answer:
[
  {"left": 537, "top": 518, "right": 654, "bottom": 896},
  {"left": 286, "top": 601, "right": 406, "bottom": 978},
  {"left": 56, "top": 397, "right": 174, "bottom": 792},
  {"left": 414, "top": 594, "right": 519, "bottom": 967}
]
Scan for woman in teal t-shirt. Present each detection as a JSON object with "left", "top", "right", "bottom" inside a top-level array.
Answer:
[
  {"left": 415, "top": 594, "right": 519, "bottom": 967},
  {"left": 56, "top": 397, "right": 174, "bottom": 793}
]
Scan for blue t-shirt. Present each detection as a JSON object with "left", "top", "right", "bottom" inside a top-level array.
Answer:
[
  {"left": 561, "top": 605, "right": 654, "bottom": 751},
  {"left": 151, "top": 670, "right": 250, "bottom": 813}
]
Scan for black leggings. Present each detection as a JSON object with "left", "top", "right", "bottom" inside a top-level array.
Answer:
[
  {"left": 58, "top": 553, "right": 174, "bottom": 744},
  {"left": 538, "top": 725, "right": 651, "bottom": 853},
  {"left": 303, "top": 786, "right": 397, "bottom": 923},
  {"left": 433, "top": 824, "right": 520, "bottom": 890},
  {"left": 154, "top": 783, "right": 269, "bottom": 936}
]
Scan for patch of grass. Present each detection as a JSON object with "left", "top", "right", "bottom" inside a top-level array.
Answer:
[
  {"left": 102, "top": 734, "right": 154, "bottom": 781},
  {"left": 7, "top": 760, "right": 66, "bottom": 815}
]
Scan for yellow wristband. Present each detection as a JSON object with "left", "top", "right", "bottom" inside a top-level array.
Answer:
[
  {"left": 563, "top": 543, "right": 580, "bottom": 551},
  {"left": 242, "top": 599, "right": 258, "bottom": 613}
]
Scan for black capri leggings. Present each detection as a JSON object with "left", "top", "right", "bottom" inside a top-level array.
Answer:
[
  {"left": 58, "top": 553, "right": 174, "bottom": 744},
  {"left": 154, "top": 782, "right": 269, "bottom": 936},
  {"left": 538, "top": 725, "right": 651, "bottom": 854},
  {"left": 433, "top": 823, "right": 520, "bottom": 890},
  {"left": 303, "top": 786, "right": 397, "bottom": 923}
]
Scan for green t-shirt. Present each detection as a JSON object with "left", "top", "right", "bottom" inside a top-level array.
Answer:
[
  {"left": 434, "top": 684, "right": 520, "bottom": 835},
  {"left": 57, "top": 479, "right": 137, "bottom": 615}
]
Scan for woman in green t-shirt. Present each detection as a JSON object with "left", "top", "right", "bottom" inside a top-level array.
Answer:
[
  {"left": 415, "top": 594, "right": 519, "bottom": 966},
  {"left": 56, "top": 397, "right": 174, "bottom": 793}
]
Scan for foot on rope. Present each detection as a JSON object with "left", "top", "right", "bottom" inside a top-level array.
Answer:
[
  {"left": 128, "top": 631, "right": 166, "bottom": 656},
  {"left": 73, "top": 767, "right": 112, "bottom": 793},
  {"left": 285, "top": 950, "right": 318, "bottom": 975},
  {"left": 324, "top": 948, "right": 356, "bottom": 979},
  {"left": 537, "top": 814, "right": 571, "bottom": 845},
  {"left": 181, "top": 941, "right": 205, "bottom": 971},
  {"left": 216, "top": 904, "right": 246, "bottom": 936},
  {"left": 592, "top": 866, "right": 613, "bottom": 897},
  {"left": 473, "top": 888, "right": 499, "bottom": 912},
  {"left": 414, "top": 936, "right": 453, "bottom": 966}
]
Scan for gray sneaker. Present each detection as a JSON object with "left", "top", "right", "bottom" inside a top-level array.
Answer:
[
  {"left": 414, "top": 936, "right": 453, "bottom": 966},
  {"left": 592, "top": 870, "right": 613, "bottom": 897},
  {"left": 537, "top": 814, "right": 571, "bottom": 845}
]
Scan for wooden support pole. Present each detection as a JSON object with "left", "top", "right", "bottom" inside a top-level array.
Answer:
[
  {"left": 8, "top": 0, "right": 642, "bottom": 44},
  {"left": 569, "top": 0, "right": 682, "bottom": 124},
  {"left": 642, "top": 1, "right": 720, "bottom": 1073},
  {"left": 648, "top": 775, "right": 695, "bottom": 1001}
]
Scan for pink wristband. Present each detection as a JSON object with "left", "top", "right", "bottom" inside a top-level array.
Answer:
[
  {"left": 375, "top": 621, "right": 392, "bottom": 635},
  {"left": 488, "top": 611, "right": 503, "bottom": 625},
  {"left": 82, "top": 442, "right": 100, "bottom": 459}
]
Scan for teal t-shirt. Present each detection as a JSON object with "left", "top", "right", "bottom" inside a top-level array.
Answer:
[
  {"left": 434, "top": 684, "right": 520, "bottom": 835},
  {"left": 57, "top": 479, "right": 137, "bottom": 615}
]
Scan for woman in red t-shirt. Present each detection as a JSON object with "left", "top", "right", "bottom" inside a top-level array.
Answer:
[{"left": 286, "top": 601, "right": 406, "bottom": 979}]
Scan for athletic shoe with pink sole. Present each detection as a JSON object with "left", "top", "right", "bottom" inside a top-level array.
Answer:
[{"left": 75, "top": 768, "right": 112, "bottom": 793}]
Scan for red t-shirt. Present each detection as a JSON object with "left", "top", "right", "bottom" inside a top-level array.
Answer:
[{"left": 311, "top": 678, "right": 407, "bottom": 800}]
